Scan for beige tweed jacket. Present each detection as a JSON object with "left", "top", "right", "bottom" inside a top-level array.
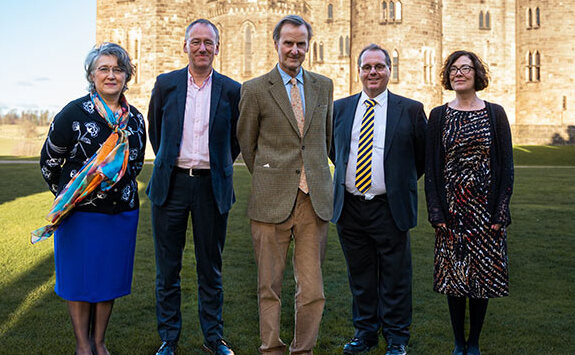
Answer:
[{"left": 237, "top": 67, "right": 334, "bottom": 223}]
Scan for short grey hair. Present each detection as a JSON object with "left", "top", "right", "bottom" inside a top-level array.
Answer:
[
  {"left": 273, "top": 15, "right": 313, "bottom": 42},
  {"left": 357, "top": 44, "right": 391, "bottom": 68},
  {"left": 85, "top": 42, "right": 134, "bottom": 93},
  {"left": 185, "top": 19, "right": 220, "bottom": 44}
]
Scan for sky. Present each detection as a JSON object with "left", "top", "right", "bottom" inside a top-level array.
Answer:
[{"left": 0, "top": 0, "right": 96, "bottom": 113}]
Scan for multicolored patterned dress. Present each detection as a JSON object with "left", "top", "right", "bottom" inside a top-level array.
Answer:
[{"left": 433, "top": 107, "right": 509, "bottom": 298}]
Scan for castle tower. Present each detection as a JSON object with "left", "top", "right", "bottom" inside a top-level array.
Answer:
[
  {"left": 441, "top": 0, "right": 517, "bottom": 125},
  {"left": 515, "top": 0, "right": 575, "bottom": 143},
  {"left": 350, "top": 0, "right": 443, "bottom": 111},
  {"left": 96, "top": 0, "right": 195, "bottom": 111}
]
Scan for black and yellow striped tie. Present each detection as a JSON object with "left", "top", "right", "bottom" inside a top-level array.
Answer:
[{"left": 355, "top": 99, "right": 377, "bottom": 194}]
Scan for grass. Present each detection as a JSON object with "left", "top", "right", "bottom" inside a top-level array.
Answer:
[{"left": 0, "top": 147, "right": 574, "bottom": 354}]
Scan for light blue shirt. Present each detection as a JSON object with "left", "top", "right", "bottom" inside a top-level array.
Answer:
[
  {"left": 345, "top": 90, "right": 388, "bottom": 199},
  {"left": 277, "top": 64, "right": 305, "bottom": 114}
]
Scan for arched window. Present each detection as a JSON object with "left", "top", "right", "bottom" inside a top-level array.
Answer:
[
  {"left": 485, "top": 11, "right": 490, "bottom": 29},
  {"left": 423, "top": 50, "right": 433, "bottom": 84},
  {"left": 244, "top": 25, "right": 253, "bottom": 75},
  {"left": 534, "top": 51, "right": 541, "bottom": 81},
  {"left": 392, "top": 50, "right": 399, "bottom": 81},
  {"left": 395, "top": 1, "right": 402, "bottom": 21},
  {"left": 389, "top": 1, "right": 395, "bottom": 20},
  {"left": 528, "top": 51, "right": 533, "bottom": 81},
  {"left": 339, "top": 36, "right": 344, "bottom": 56},
  {"left": 527, "top": 8, "right": 533, "bottom": 28},
  {"left": 319, "top": 42, "right": 324, "bottom": 62},
  {"left": 536, "top": 7, "right": 541, "bottom": 27},
  {"left": 345, "top": 36, "right": 350, "bottom": 56},
  {"left": 313, "top": 42, "right": 318, "bottom": 62},
  {"left": 328, "top": 4, "right": 333, "bottom": 20},
  {"left": 479, "top": 11, "right": 484, "bottom": 28},
  {"left": 382, "top": 1, "right": 388, "bottom": 21}
]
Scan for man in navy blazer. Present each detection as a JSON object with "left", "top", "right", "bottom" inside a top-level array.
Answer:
[
  {"left": 147, "top": 19, "right": 239, "bottom": 355},
  {"left": 330, "top": 44, "right": 427, "bottom": 355}
]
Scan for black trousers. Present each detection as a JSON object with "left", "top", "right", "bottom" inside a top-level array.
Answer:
[
  {"left": 151, "top": 171, "right": 228, "bottom": 344},
  {"left": 337, "top": 192, "right": 412, "bottom": 346}
]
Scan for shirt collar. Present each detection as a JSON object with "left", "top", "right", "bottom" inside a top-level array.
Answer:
[
  {"left": 360, "top": 89, "right": 388, "bottom": 107},
  {"left": 277, "top": 64, "right": 304, "bottom": 86},
  {"left": 188, "top": 69, "right": 213, "bottom": 89}
]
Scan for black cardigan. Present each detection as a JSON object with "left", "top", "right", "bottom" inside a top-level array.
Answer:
[
  {"left": 40, "top": 95, "right": 146, "bottom": 214},
  {"left": 424, "top": 101, "right": 514, "bottom": 227}
]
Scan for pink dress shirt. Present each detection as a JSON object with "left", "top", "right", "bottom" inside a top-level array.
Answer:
[{"left": 176, "top": 70, "right": 212, "bottom": 169}]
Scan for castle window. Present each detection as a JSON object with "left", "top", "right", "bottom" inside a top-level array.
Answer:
[
  {"left": 479, "top": 11, "right": 490, "bottom": 30},
  {"left": 345, "top": 36, "right": 350, "bottom": 56},
  {"left": 526, "top": 51, "right": 533, "bottom": 82},
  {"left": 339, "top": 36, "right": 344, "bottom": 56},
  {"left": 479, "top": 11, "right": 484, "bottom": 28},
  {"left": 534, "top": 51, "right": 541, "bottom": 81},
  {"left": 395, "top": 1, "right": 402, "bottom": 21},
  {"left": 313, "top": 42, "right": 318, "bottom": 62},
  {"left": 392, "top": 50, "right": 399, "bottom": 82},
  {"left": 327, "top": 4, "right": 333, "bottom": 21},
  {"left": 389, "top": 1, "right": 395, "bottom": 21},
  {"left": 320, "top": 42, "right": 324, "bottom": 62},
  {"left": 485, "top": 11, "right": 490, "bottom": 29},
  {"left": 423, "top": 50, "right": 433, "bottom": 84},
  {"left": 244, "top": 25, "right": 253, "bottom": 75},
  {"left": 535, "top": 7, "right": 541, "bottom": 27},
  {"left": 527, "top": 8, "right": 533, "bottom": 29},
  {"left": 382, "top": 2, "right": 388, "bottom": 21}
]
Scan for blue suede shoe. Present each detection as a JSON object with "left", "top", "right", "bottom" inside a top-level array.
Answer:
[
  {"left": 156, "top": 341, "right": 176, "bottom": 355},
  {"left": 452, "top": 343, "right": 466, "bottom": 355},
  {"left": 343, "top": 337, "right": 377, "bottom": 354},
  {"left": 385, "top": 343, "right": 407, "bottom": 355},
  {"left": 466, "top": 344, "right": 480, "bottom": 355}
]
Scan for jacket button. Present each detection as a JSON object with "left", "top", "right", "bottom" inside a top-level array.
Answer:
[
  {"left": 301, "top": 145, "right": 305, "bottom": 150},
  {"left": 296, "top": 169, "right": 301, "bottom": 174}
]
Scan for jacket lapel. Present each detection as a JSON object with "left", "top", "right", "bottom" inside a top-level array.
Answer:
[
  {"left": 302, "top": 70, "right": 318, "bottom": 137},
  {"left": 175, "top": 67, "right": 189, "bottom": 136},
  {"left": 342, "top": 94, "right": 361, "bottom": 164},
  {"left": 268, "top": 68, "right": 302, "bottom": 136},
  {"left": 384, "top": 91, "right": 402, "bottom": 161},
  {"left": 209, "top": 70, "right": 222, "bottom": 136}
]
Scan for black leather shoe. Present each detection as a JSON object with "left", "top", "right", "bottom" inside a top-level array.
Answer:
[
  {"left": 452, "top": 343, "right": 466, "bottom": 355},
  {"left": 156, "top": 341, "right": 176, "bottom": 355},
  {"left": 202, "top": 339, "right": 234, "bottom": 355},
  {"left": 343, "top": 337, "right": 377, "bottom": 354},
  {"left": 385, "top": 343, "right": 407, "bottom": 355}
]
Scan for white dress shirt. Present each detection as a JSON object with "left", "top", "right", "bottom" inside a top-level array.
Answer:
[{"left": 345, "top": 90, "right": 388, "bottom": 199}]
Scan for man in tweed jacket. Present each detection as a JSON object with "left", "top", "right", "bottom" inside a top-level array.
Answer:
[{"left": 237, "top": 14, "right": 333, "bottom": 355}]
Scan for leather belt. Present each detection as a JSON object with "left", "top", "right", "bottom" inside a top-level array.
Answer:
[
  {"left": 174, "top": 167, "right": 211, "bottom": 176},
  {"left": 345, "top": 191, "right": 387, "bottom": 201}
]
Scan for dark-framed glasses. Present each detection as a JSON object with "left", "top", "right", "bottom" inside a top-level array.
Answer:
[
  {"left": 449, "top": 65, "right": 474, "bottom": 76},
  {"left": 360, "top": 64, "right": 388, "bottom": 73}
]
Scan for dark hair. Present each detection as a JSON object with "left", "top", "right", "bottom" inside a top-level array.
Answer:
[
  {"left": 185, "top": 18, "right": 220, "bottom": 44},
  {"left": 273, "top": 15, "right": 313, "bottom": 42},
  {"left": 85, "top": 42, "right": 134, "bottom": 93},
  {"left": 357, "top": 44, "right": 391, "bottom": 68},
  {"left": 440, "top": 50, "right": 489, "bottom": 91}
]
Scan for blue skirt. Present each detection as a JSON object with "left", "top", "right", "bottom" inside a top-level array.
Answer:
[{"left": 54, "top": 209, "right": 139, "bottom": 302}]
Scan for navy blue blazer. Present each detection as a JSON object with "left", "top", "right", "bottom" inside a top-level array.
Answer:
[
  {"left": 146, "top": 67, "right": 241, "bottom": 214},
  {"left": 330, "top": 91, "right": 427, "bottom": 231}
]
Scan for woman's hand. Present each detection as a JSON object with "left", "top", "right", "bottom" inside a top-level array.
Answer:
[
  {"left": 434, "top": 223, "right": 447, "bottom": 230},
  {"left": 491, "top": 224, "right": 502, "bottom": 231}
]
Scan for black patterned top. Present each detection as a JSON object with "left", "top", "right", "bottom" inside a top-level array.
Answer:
[{"left": 40, "top": 94, "right": 146, "bottom": 214}]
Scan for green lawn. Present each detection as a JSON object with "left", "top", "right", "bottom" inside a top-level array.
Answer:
[{"left": 0, "top": 150, "right": 574, "bottom": 354}]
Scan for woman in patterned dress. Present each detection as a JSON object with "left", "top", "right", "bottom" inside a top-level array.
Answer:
[
  {"left": 424, "top": 51, "right": 514, "bottom": 355},
  {"left": 37, "top": 43, "right": 146, "bottom": 355}
]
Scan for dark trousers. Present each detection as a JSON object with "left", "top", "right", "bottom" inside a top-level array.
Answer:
[
  {"left": 337, "top": 192, "right": 412, "bottom": 346},
  {"left": 151, "top": 171, "right": 228, "bottom": 344}
]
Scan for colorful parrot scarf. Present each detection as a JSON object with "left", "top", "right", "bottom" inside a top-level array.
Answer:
[{"left": 31, "top": 92, "right": 131, "bottom": 244}]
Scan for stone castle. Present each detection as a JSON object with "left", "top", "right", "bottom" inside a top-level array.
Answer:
[{"left": 96, "top": 0, "right": 575, "bottom": 144}]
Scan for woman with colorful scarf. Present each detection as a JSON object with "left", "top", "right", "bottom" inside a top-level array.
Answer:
[{"left": 34, "top": 42, "right": 146, "bottom": 355}]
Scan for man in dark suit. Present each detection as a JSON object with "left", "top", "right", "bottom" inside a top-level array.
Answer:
[
  {"left": 237, "top": 15, "right": 333, "bottom": 355},
  {"left": 147, "top": 19, "right": 239, "bottom": 355},
  {"left": 331, "top": 44, "right": 427, "bottom": 355}
]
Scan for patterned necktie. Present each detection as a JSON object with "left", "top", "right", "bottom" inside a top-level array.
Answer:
[
  {"left": 356, "top": 99, "right": 377, "bottom": 194},
  {"left": 290, "top": 78, "right": 308, "bottom": 193}
]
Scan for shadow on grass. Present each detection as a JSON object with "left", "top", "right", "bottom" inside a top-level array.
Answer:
[{"left": 0, "top": 163, "right": 48, "bottom": 205}]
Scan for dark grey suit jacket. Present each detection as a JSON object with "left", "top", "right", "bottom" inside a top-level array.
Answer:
[
  {"left": 331, "top": 91, "right": 427, "bottom": 231},
  {"left": 146, "top": 67, "right": 241, "bottom": 214}
]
